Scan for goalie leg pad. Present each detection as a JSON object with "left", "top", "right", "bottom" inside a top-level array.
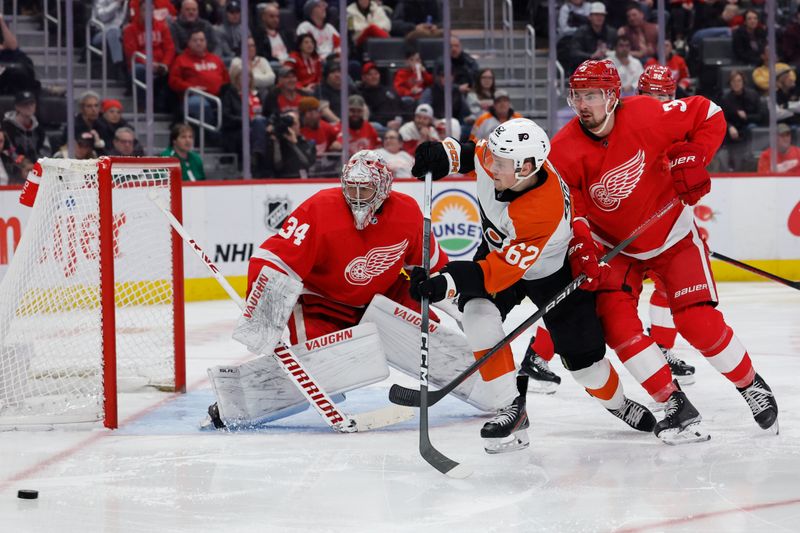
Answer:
[
  {"left": 232, "top": 265, "right": 303, "bottom": 355},
  {"left": 209, "top": 323, "right": 388, "bottom": 428},
  {"left": 360, "top": 295, "right": 514, "bottom": 412}
]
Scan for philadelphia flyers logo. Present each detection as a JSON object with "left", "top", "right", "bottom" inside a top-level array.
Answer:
[
  {"left": 518, "top": 133, "right": 529, "bottom": 141},
  {"left": 479, "top": 203, "right": 507, "bottom": 248}
]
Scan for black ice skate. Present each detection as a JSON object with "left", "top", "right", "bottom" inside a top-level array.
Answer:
[
  {"left": 660, "top": 345, "right": 696, "bottom": 386},
  {"left": 200, "top": 402, "right": 226, "bottom": 430},
  {"left": 737, "top": 373, "right": 779, "bottom": 433},
  {"left": 519, "top": 344, "right": 561, "bottom": 395},
  {"left": 608, "top": 397, "right": 656, "bottom": 432},
  {"left": 481, "top": 395, "right": 530, "bottom": 454},
  {"left": 653, "top": 384, "right": 710, "bottom": 445}
]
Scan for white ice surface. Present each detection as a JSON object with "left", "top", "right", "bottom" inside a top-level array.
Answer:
[{"left": 1, "top": 283, "right": 798, "bottom": 533}]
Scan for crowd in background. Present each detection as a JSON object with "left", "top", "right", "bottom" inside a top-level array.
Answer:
[{"left": 0, "top": 0, "right": 798, "bottom": 183}]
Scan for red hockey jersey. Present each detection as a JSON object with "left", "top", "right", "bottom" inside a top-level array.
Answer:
[
  {"left": 550, "top": 95, "right": 726, "bottom": 257},
  {"left": 249, "top": 187, "right": 448, "bottom": 308}
]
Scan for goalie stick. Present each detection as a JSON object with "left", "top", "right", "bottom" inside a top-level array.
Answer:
[
  {"left": 709, "top": 251, "right": 800, "bottom": 291},
  {"left": 148, "top": 191, "right": 413, "bottom": 433},
  {"left": 390, "top": 198, "right": 681, "bottom": 409},
  {"left": 418, "top": 172, "right": 472, "bottom": 478}
]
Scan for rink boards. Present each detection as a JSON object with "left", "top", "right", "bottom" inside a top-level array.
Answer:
[{"left": 1, "top": 174, "right": 799, "bottom": 301}]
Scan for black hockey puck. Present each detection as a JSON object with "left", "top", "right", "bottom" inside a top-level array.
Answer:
[{"left": 17, "top": 490, "right": 38, "bottom": 500}]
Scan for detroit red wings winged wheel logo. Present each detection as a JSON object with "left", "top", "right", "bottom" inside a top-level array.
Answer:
[
  {"left": 345, "top": 239, "right": 409, "bottom": 285},
  {"left": 589, "top": 149, "right": 645, "bottom": 211}
]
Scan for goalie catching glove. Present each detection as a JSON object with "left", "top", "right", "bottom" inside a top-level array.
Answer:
[
  {"left": 409, "top": 261, "right": 486, "bottom": 303},
  {"left": 668, "top": 141, "right": 710, "bottom": 206},
  {"left": 567, "top": 218, "right": 606, "bottom": 291},
  {"left": 411, "top": 137, "right": 475, "bottom": 180}
]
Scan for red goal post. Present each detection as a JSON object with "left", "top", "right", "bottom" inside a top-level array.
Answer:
[{"left": 0, "top": 157, "right": 185, "bottom": 429}]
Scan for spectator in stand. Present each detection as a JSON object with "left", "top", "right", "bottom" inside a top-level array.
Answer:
[
  {"left": 123, "top": 7, "right": 176, "bottom": 113},
  {"left": 558, "top": 0, "right": 591, "bottom": 38},
  {"left": 732, "top": 9, "right": 766, "bottom": 66},
  {"left": 253, "top": 2, "right": 292, "bottom": 63},
  {"left": 196, "top": 0, "right": 224, "bottom": 25},
  {"left": 782, "top": 10, "right": 800, "bottom": 69},
  {"left": 317, "top": 58, "right": 358, "bottom": 123},
  {"left": 169, "top": 30, "right": 230, "bottom": 121},
  {"left": 0, "top": 130, "right": 22, "bottom": 185},
  {"left": 720, "top": 70, "right": 765, "bottom": 171},
  {"left": 689, "top": 3, "right": 741, "bottom": 53},
  {"left": 607, "top": 36, "right": 644, "bottom": 96},
  {"left": 264, "top": 66, "right": 303, "bottom": 115},
  {"left": 394, "top": 50, "right": 432, "bottom": 104},
  {"left": 129, "top": 0, "right": 176, "bottom": 22},
  {"left": 390, "top": 0, "right": 442, "bottom": 39},
  {"left": 215, "top": 0, "right": 244, "bottom": 62},
  {"left": 359, "top": 62, "right": 403, "bottom": 128},
  {"left": 399, "top": 103, "right": 439, "bottom": 155},
  {"left": 644, "top": 40, "right": 692, "bottom": 96},
  {"left": 230, "top": 37, "right": 276, "bottom": 91},
  {"left": 107, "top": 127, "right": 139, "bottom": 157},
  {"left": 265, "top": 111, "right": 316, "bottom": 178},
  {"left": 161, "top": 123, "right": 206, "bottom": 181},
  {"left": 753, "top": 47, "right": 794, "bottom": 94},
  {"left": 2, "top": 91, "right": 51, "bottom": 163},
  {"left": 465, "top": 68, "right": 495, "bottom": 125},
  {"left": 421, "top": 61, "right": 467, "bottom": 134},
  {"left": 469, "top": 89, "right": 521, "bottom": 142},
  {"left": 0, "top": 14, "right": 39, "bottom": 95},
  {"left": 567, "top": 2, "right": 616, "bottom": 73},
  {"left": 55, "top": 131, "right": 98, "bottom": 160},
  {"left": 347, "top": 0, "right": 391, "bottom": 48},
  {"left": 375, "top": 129, "right": 413, "bottom": 178},
  {"left": 170, "top": 0, "right": 219, "bottom": 54},
  {"left": 296, "top": 0, "right": 340, "bottom": 61},
  {"left": 90, "top": 0, "right": 128, "bottom": 81},
  {"left": 336, "top": 95, "right": 380, "bottom": 156},
  {"left": 776, "top": 66, "right": 800, "bottom": 126},
  {"left": 95, "top": 99, "right": 139, "bottom": 152},
  {"left": 221, "top": 62, "right": 269, "bottom": 163},
  {"left": 66, "top": 91, "right": 107, "bottom": 155},
  {"left": 758, "top": 123, "right": 800, "bottom": 174},
  {"left": 299, "top": 96, "right": 341, "bottom": 156},
  {"left": 450, "top": 36, "right": 480, "bottom": 91},
  {"left": 285, "top": 34, "right": 323, "bottom": 93},
  {"left": 617, "top": 2, "right": 657, "bottom": 61}
]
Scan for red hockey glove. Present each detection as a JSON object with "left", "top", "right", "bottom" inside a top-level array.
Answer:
[
  {"left": 567, "top": 218, "right": 604, "bottom": 291},
  {"left": 668, "top": 142, "right": 710, "bottom": 206}
]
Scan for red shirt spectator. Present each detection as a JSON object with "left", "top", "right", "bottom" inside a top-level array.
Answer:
[
  {"left": 123, "top": 11, "right": 176, "bottom": 68},
  {"left": 758, "top": 125, "right": 800, "bottom": 174},
  {"left": 644, "top": 42, "right": 691, "bottom": 91},
  {"left": 618, "top": 4, "right": 658, "bottom": 60},
  {"left": 129, "top": 0, "right": 177, "bottom": 21},
  {"left": 393, "top": 51, "right": 433, "bottom": 100},
  {"left": 168, "top": 30, "right": 230, "bottom": 96},
  {"left": 299, "top": 96, "right": 341, "bottom": 155},
  {"left": 284, "top": 34, "right": 322, "bottom": 92},
  {"left": 336, "top": 95, "right": 379, "bottom": 156}
]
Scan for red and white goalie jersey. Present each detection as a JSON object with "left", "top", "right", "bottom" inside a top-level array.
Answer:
[
  {"left": 472, "top": 140, "right": 573, "bottom": 293},
  {"left": 550, "top": 95, "right": 726, "bottom": 258},
  {"left": 249, "top": 187, "right": 447, "bottom": 316}
]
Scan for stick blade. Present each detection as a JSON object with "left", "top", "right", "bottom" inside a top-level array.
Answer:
[{"left": 421, "top": 444, "right": 472, "bottom": 478}]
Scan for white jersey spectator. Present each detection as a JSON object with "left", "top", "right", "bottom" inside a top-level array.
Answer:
[
  {"left": 558, "top": 0, "right": 591, "bottom": 37},
  {"left": 375, "top": 130, "right": 413, "bottom": 178},
  {"left": 607, "top": 36, "right": 643, "bottom": 96},
  {"left": 296, "top": 0, "right": 340, "bottom": 60}
]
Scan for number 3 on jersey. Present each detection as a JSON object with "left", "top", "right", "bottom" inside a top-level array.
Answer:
[
  {"left": 505, "top": 243, "right": 540, "bottom": 269},
  {"left": 277, "top": 216, "right": 310, "bottom": 246}
]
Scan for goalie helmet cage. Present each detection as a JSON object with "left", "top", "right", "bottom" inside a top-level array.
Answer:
[{"left": 0, "top": 157, "right": 185, "bottom": 429}]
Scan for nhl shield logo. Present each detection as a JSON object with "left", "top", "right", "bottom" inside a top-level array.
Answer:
[{"left": 264, "top": 196, "right": 291, "bottom": 231}]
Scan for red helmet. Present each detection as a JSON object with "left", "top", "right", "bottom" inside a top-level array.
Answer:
[
  {"left": 638, "top": 64, "right": 676, "bottom": 97},
  {"left": 569, "top": 59, "right": 621, "bottom": 98}
]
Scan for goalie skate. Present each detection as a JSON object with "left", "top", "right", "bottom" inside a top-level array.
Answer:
[
  {"left": 519, "top": 345, "right": 560, "bottom": 395},
  {"left": 480, "top": 396, "right": 530, "bottom": 454},
  {"left": 660, "top": 345, "right": 695, "bottom": 386},
  {"left": 654, "top": 386, "right": 710, "bottom": 445},
  {"left": 738, "top": 373, "right": 779, "bottom": 434}
]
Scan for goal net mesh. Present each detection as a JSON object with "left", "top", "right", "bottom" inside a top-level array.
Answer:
[{"left": 0, "top": 158, "right": 178, "bottom": 426}]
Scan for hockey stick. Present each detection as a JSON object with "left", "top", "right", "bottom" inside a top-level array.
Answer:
[
  {"left": 390, "top": 197, "right": 681, "bottom": 408},
  {"left": 709, "top": 251, "right": 800, "bottom": 291},
  {"left": 417, "top": 172, "right": 471, "bottom": 478},
  {"left": 148, "top": 191, "right": 414, "bottom": 433}
]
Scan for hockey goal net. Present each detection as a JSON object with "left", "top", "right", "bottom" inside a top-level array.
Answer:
[{"left": 0, "top": 157, "right": 185, "bottom": 429}]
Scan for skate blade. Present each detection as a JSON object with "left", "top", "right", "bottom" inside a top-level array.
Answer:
[
  {"left": 658, "top": 422, "right": 710, "bottom": 445},
  {"left": 674, "top": 374, "right": 696, "bottom": 386},
  {"left": 527, "top": 380, "right": 559, "bottom": 395},
  {"left": 484, "top": 430, "right": 530, "bottom": 454},
  {"left": 760, "top": 418, "right": 779, "bottom": 436}
]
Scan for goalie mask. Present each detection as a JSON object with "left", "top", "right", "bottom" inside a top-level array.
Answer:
[
  {"left": 488, "top": 118, "right": 551, "bottom": 180},
  {"left": 341, "top": 150, "right": 393, "bottom": 230}
]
